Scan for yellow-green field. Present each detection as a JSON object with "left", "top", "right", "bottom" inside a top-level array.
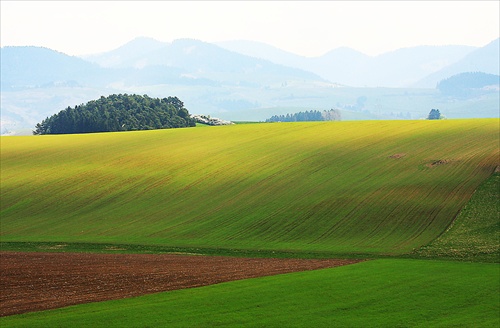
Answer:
[{"left": 1, "top": 119, "right": 498, "bottom": 255}]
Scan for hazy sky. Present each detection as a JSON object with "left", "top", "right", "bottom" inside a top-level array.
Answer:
[{"left": 1, "top": 1, "right": 499, "bottom": 57}]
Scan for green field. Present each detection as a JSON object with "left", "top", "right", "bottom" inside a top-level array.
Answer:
[
  {"left": 2, "top": 259, "right": 498, "bottom": 327},
  {"left": 1, "top": 119, "right": 499, "bottom": 327},
  {"left": 413, "top": 170, "right": 499, "bottom": 262},
  {"left": 1, "top": 119, "right": 499, "bottom": 255}
]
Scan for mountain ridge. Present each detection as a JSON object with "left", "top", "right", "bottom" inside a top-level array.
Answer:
[
  {"left": 414, "top": 38, "right": 500, "bottom": 87},
  {"left": 4, "top": 37, "right": 496, "bottom": 89},
  {"left": 81, "top": 38, "right": 326, "bottom": 84},
  {"left": 217, "top": 40, "right": 483, "bottom": 87},
  {"left": 1, "top": 38, "right": 498, "bottom": 134}
]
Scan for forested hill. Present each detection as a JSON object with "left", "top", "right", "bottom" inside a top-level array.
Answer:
[
  {"left": 436, "top": 72, "right": 499, "bottom": 98},
  {"left": 33, "top": 94, "right": 196, "bottom": 135}
]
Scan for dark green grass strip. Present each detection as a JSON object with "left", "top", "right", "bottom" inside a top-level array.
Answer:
[
  {"left": 1, "top": 259, "right": 498, "bottom": 327},
  {"left": 0, "top": 241, "right": 372, "bottom": 259},
  {"left": 412, "top": 172, "right": 500, "bottom": 262}
]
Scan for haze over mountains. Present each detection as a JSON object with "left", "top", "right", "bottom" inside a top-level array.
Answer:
[
  {"left": 83, "top": 37, "right": 499, "bottom": 88},
  {"left": 1, "top": 37, "right": 499, "bottom": 134},
  {"left": 217, "top": 40, "right": 496, "bottom": 88}
]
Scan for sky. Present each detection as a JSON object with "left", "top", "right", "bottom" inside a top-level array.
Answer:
[{"left": 1, "top": 1, "right": 499, "bottom": 57}]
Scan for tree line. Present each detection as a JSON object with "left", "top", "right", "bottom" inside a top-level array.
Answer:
[
  {"left": 33, "top": 94, "right": 196, "bottom": 135},
  {"left": 265, "top": 109, "right": 341, "bottom": 123}
]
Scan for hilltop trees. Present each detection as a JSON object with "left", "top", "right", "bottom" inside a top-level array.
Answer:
[
  {"left": 427, "top": 109, "right": 442, "bottom": 120},
  {"left": 33, "top": 94, "right": 196, "bottom": 135}
]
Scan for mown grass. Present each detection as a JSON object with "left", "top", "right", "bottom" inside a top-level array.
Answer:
[
  {"left": 1, "top": 120, "right": 499, "bottom": 255},
  {"left": 1, "top": 259, "right": 498, "bottom": 327}
]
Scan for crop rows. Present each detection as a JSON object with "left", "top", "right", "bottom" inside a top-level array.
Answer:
[{"left": 1, "top": 119, "right": 498, "bottom": 255}]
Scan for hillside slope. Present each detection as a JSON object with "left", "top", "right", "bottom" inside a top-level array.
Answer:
[
  {"left": 414, "top": 170, "right": 499, "bottom": 262},
  {"left": 1, "top": 120, "right": 498, "bottom": 255}
]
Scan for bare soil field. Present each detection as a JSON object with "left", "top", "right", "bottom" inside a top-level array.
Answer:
[{"left": 0, "top": 251, "right": 363, "bottom": 317}]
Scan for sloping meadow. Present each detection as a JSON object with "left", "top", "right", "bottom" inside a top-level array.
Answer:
[{"left": 1, "top": 119, "right": 498, "bottom": 255}]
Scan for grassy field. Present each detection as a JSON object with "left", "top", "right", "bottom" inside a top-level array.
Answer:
[
  {"left": 413, "top": 171, "right": 499, "bottom": 262},
  {"left": 1, "top": 119, "right": 499, "bottom": 327},
  {"left": 1, "top": 119, "right": 499, "bottom": 255},
  {"left": 1, "top": 259, "right": 498, "bottom": 327}
]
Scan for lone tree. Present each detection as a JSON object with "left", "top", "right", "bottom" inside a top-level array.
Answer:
[{"left": 427, "top": 109, "right": 442, "bottom": 120}]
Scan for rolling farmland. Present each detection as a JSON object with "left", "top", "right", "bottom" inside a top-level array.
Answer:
[
  {"left": 1, "top": 119, "right": 499, "bottom": 326},
  {"left": 2, "top": 259, "right": 498, "bottom": 327},
  {"left": 1, "top": 119, "right": 498, "bottom": 255}
]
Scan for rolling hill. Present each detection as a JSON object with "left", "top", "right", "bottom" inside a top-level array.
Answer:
[
  {"left": 1, "top": 119, "right": 499, "bottom": 326},
  {"left": 1, "top": 119, "right": 498, "bottom": 256}
]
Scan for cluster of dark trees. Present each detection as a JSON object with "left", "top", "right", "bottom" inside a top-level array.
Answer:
[
  {"left": 33, "top": 94, "right": 196, "bottom": 135},
  {"left": 437, "top": 72, "right": 499, "bottom": 98},
  {"left": 427, "top": 109, "right": 442, "bottom": 120},
  {"left": 266, "top": 109, "right": 341, "bottom": 123}
]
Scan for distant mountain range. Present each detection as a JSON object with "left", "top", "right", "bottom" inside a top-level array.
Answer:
[
  {"left": 3, "top": 37, "right": 497, "bottom": 91},
  {"left": 1, "top": 37, "right": 499, "bottom": 134},
  {"left": 1, "top": 46, "right": 101, "bottom": 89},
  {"left": 414, "top": 38, "right": 500, "bottom": 87},
  {"left": 217, "top": 38, "right": 499, "bottom": 88},
  {"left": 2, "top": 39, "right": 324, "bottom": 91},
  {"left": 82, "top": 38, "right": 325, "bottom": 87}
]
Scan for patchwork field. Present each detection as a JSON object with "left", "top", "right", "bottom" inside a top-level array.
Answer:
[
  {"left": 1, "top": 119, "right": 499, "bottom": 326},
  {"left": 0, "top": 251, "right": 360, "bottom": 316},
  {"left": 1, "top": 259, "right": 498, "bottom": 327}
]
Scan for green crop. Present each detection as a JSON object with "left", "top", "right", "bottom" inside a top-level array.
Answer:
[
  {"left": 1, "top": 119, "right": 499, "bottom": 327},
  {"left": 1, "top": 119, "right": 498, "bottom": 255}
]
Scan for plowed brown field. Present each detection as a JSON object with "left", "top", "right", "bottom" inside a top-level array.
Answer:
[{"left": 0, "top": 251, "right": 363, "bottom": 317}]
